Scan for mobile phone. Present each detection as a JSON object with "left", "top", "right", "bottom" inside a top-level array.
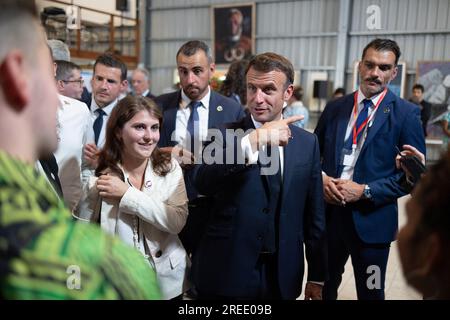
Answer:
[{"left": 400, "top": 154, "right": 426, "bottom": 184}]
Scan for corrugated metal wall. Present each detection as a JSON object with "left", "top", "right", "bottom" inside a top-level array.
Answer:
[{"left": 143, "top": 0, "right": 450, "bottom": 99}]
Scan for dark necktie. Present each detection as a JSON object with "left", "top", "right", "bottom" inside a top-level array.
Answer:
[
  {"left": 93, "top": 108, "right": 106, "bottom": 145},
  {"left": 344, "top": 98, "right": 372, "bottom": 149},
  {"left": 186, "top": 101, "right": 202, "bottom": 152}
]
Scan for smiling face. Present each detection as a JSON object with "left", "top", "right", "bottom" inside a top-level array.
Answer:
[
  {"left": 119, "top": 110, "right": 160, "bottom": 161},
  {"left": 358, "top": 48, "right": 398, "bottom": 98},
  {"left": 246, "top": 67, "right": 293, "bottom": 123}
]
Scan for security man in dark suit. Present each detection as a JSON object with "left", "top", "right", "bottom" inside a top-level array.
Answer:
[
  {"left": 315, "top": 39, "right": 425, "bottom": 300},
  {"left": 155, "top": 40, "right": 245, "bottom": 260}
]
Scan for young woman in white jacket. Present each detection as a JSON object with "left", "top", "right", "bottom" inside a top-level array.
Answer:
[{"left": 76, "top": 95, "right": 190, "bottom": 299}]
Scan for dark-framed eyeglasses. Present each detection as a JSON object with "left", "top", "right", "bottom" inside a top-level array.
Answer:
[{"left": 62, "top": 79, "right": 84, "bottom": 86}]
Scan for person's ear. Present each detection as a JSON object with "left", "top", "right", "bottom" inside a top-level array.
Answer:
[
  {"left": 390, "top": 65, "right": 398, "bottom": 81},
  {"left": 284, "top": 84, "right": 294, "bottom": 102},
  {"left": 56, "top": 80, "right": 65, "bottom": 91},
  {"left": 0, "top": 50, "right": 30, "bottom": 111},
  {"left": 120, "top": 79, "right": 129, "bottom": 93},
  {"left": 209, "top": 62, "right": 216, "bottom": 79}
]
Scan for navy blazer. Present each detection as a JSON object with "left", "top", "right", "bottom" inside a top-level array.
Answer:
[
  {"left": 191, "top": 115, "right": 327, "bottom": 299},
  {"left": 155, "top": 89, "right": 245, "bottom": 148},
  {"left": 314, "top": 89, "right": 426, "bottom": 244}
]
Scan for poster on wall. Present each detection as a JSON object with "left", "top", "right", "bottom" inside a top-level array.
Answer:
[
  {"left": 416, "top": 60, "right": 450, "bottom": 139},
  {"left": 212, "top": 3, "right": 255, "bottom": 65},
  {"left": 352, "top": 60, "right": 406, "bottom": 98}
]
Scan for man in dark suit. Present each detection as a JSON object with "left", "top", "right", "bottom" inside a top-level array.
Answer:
[
  {"left": 410, "top": 83, "right": 432, "bottom": 137},
  {"left": 155, "top": 40, "right": 245, "bottom": 257},
  {"left": 314, "top": 39, "right": 426, "bottom": 300},
  {"left": 190, "top": 52, "right": 326, "bottom": 299},
  {"left": 131, "top": 67, "right": 156, "bottom": 100}
]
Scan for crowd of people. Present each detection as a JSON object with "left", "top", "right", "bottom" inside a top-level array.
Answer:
[{"left": 1, "top": 0, "right": 449, "bottom": 301}]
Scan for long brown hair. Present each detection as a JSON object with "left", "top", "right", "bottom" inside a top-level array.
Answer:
[{"left": 95, "top": 95, "right": 172, "bottom": 179}]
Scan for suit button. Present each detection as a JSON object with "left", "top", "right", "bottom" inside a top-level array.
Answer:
[
  {"left": 263, "top": 208, "right": 270, "bottom": 214},
  {"left": 155, "top": 250, "right": 162, "bottom": 258},
  {"left": 257, "top": 236, "right": 262, "bottom": 241}
]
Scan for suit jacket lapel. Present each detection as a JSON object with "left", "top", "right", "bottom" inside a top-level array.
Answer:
[
  {"left": 335, "top": 94, "right": 354, "bottom": 174},
  {"left": 240, "top": 115, "right": 272, "bottom": 199},
  {"left": 208, "top": 91, "right": 221, "bottom": 129},
  {"left": 360, "top": 90, "right": 395, "bottom": 155},
  {"left": 282, "top": 128, "right": 294, "bottom": 200},
  {"left": 161, "top": 91, "right": 181, "bottom": 147}
]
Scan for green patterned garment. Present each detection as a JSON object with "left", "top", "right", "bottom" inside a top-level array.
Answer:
[{"left": 0, "top": 151, "right": 161, "bottom": 299}]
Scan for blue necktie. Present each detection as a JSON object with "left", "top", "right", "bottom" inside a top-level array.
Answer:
[
  {"left": 93, "top": 108, "right": 106, "bottom": 145},
  {"left": 344, "top": 98, "right": 372, "bottom": 149},
  {"left": 186, "top": 101, "right": 202, "bottom": 152}
]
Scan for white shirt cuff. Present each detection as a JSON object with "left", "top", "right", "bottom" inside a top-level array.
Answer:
[{"left": 241, "top": 133, "right": 259, "bottom": 165}]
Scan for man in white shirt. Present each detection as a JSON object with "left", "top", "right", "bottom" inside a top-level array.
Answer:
[
  {"left": 83, "top": 53, "right": 128, "bottom": 168},
  {"left": 46, "top": 44, "right": 91, "bottom": 211}
]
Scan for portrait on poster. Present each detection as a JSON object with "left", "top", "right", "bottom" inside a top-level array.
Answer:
[{"left": 212, "top": 3, "right": 255, "bottom": 65}]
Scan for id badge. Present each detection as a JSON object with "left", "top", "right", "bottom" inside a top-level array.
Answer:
[
  {"left": 340, "top": 147, "right": 356, "bottom": 166},
  {"left": 343, "top": 153, "right": 356, "bottom": 166},
  {"left": 341, "top": 148, "right": 353, "bottom": 166}
]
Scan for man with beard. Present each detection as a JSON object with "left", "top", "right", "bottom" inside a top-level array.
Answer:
[
  {"left": 314, "top": 38, "right": 425, "bottom": 300},
  {"left": 155, "top": 40, "right": 245, "bottom": 262}
]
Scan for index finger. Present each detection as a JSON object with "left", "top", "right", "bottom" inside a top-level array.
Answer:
[{"left": 283, "top": 115, "right": 304, "bottom": 125}]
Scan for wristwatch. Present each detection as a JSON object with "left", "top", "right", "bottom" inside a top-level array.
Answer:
[{"left": 363, "top": 184, "right": 372, "bottom": 199}]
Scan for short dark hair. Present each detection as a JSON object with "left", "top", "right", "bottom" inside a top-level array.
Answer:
[
  {"left": 334, "top": 87, "right": 346, "bottom": 96},
  {"left": 413, "top": 84, "right": 425, "bottom": 93},
  {"left": 55, "top": 60, "right": 81, "bottom": 81},
  {"left": 362, "top": 38, "right": 401, "bottom": 65},
  {"left": 93, "top": 53, "right": 127, "bottom": 81},
  {"left": 246, "top": 52, "right": 294, "bottom": 89},
  {"left": 176, "top": 40, "right": 213, "bottom": 64}
]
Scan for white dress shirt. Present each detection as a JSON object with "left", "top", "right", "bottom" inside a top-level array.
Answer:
[
  {"left": 88, "top": 98, "right": 118, "bottom": 148},
  {"left": 55, "top": 94, "right": 91, "bottom": 211},
  {"left": 340, "top": 89, "right": 384, "bottom": 180},
  {"left": 240, "top": 113, "right": 285, "bottom": 179},
  {"left": 173, "top": 87, "right": 211, "bottom": 150}
]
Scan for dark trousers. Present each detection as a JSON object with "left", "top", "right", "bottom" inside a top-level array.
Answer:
[
  {"left": 197, "top": 253, "right": 282, "bottom": 300},
  {"left": 323, "top": 207, "right": 390, "bottom": 300}
]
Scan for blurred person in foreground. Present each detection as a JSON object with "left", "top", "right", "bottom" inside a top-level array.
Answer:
[
  {"left": 0, "top": 0, "right": 160, "bottom": 299},
  {"left": 397, "top": 149, "right": 450, "bottom": 299}
]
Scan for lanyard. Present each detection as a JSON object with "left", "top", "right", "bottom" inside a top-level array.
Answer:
[{"left": 351, "top": 89, "right": 387, "bottom": 147}]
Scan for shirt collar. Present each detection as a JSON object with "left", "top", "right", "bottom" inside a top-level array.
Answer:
[
  {"left": 250, "top": 106, "right": 285, "bottom": 129},
  {"left": 58, "top": 94, "right": 68, "bottom": 111},
  {"left": 180, "top": 86, "right": 211, "bottom": 110},
  {"left": 357, "top": 88, "right": 385, "bottom": 109},
  {"left": 91, "top": 97, "right": 118, "bottom": 115},
  {"left": 141, "top": 89, "right": 150, "bottom": 97}
]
